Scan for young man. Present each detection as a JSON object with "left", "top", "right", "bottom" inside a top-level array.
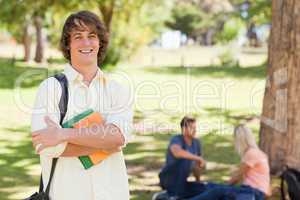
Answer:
[
  {"left": 159, "top": 116, "right": 206, "bottom": 199},
  {"left": 31, "top": 11, "right": 133, "bottom": 200}
]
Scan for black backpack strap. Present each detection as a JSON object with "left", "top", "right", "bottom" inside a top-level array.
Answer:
[
  {"left": 39, "top": 73, "right": 69, "bottom": 194},
  {"left": 281, "top": 172, "right": 286, "bottom": 200},
  {"left": 38, "top": 175, "right": 43, "bottom": 193},
  {"left": 54, "top": 73, "right": 69, "bottom": 125}
]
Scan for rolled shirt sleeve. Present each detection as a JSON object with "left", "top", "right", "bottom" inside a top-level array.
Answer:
[
  {"left": 106, "top": 81, "right": 134, "bottom": 145},
  {"left": 31, "top": 77, "right": 67, "bottom": 158}
]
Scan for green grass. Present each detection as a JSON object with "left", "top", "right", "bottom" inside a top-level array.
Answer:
[
  {"left": 145, "top": 64, "right": 267, "bottom": 79},
  {"left": 0, "top": 58, "right": 64, "bottom": 89},
  {"left": 0, "top": 56, "right": 281, "bottom": 199}
]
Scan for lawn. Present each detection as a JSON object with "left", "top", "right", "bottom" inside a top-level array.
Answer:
[{"left": 0, "top": 56, "right": 281, "bottom": 199}]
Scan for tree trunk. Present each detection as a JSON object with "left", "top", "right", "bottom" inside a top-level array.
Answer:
[
  {"left": 99, "top": 0, "right": 115, "bottom": 33},
  {"left": 259, "top": 0, "right": 300, "bottom": 174},
  {"left": 204, "top": 28, "right": 215, "bottom": 46},
  {"left": 22, "top": 23, "right": 32, "bottom": 62},
  {"left": 34, "top": 16, "right": 44, "bottom": 63}
]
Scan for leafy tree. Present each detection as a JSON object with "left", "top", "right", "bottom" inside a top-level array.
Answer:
[
  {"left": 0, "top": 0, "right": 172, "bottom": 67},
  {"left": 0, "top": 0, "right": 33, "bottom": 61},
  {"left": 91, "top": 0, "right": 173, "bottom": 67},
  {"left": 166, "top": 1, "right": 231, "bottom": 45}
]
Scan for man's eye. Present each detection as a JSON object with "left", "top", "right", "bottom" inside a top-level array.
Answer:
[
  {"left": 89, "top": 35, "right": 96, "bottom": 38},
  {"left": 74, "top": 36, "right": 81, "bottom": 40}
]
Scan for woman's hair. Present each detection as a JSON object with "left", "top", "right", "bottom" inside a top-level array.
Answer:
[
  {"left": 60, "top": 10, "right": 109, "bottom": 66},
  {"left": 234, "top": 124, "right": 258, "bottom": 156}
]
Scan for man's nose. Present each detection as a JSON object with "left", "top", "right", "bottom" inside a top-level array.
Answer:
[{"left": 81, "top": 38, "right": 92, "bottom": 45}]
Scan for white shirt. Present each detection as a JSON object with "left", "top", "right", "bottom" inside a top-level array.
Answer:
[{"left": 31, "top": 64, "right": 133, "bottom": 200}]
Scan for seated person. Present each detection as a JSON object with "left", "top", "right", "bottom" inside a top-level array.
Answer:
[
  {"left": 159, "top": 116, "right": 206, "bottom": 199},
  {"left": 188, "top": 125, "right": 271, "bottom": 200}
]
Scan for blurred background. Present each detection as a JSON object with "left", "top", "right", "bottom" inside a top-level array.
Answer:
[{"left": 0, "top": 0, "right": 275, "bottom": 199}]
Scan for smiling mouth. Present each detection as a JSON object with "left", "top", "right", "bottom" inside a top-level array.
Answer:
[{"left": 79, "top": 49, "right": 93, "bottom": 54}]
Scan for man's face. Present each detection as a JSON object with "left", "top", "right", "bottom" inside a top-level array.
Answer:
[
  {"left": 69, "top": 25, "right": 99, "bottom": 67},
  {"left": 183, "top": 122, "right": 197, "bottom": 138}
]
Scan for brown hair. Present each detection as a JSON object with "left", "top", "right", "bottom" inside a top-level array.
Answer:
[
  {"left": 180, "top": 115, "right": 196, "bottom": 129},
  {"left": 60, "top": 10, "right": 109, "bottom": 65}
]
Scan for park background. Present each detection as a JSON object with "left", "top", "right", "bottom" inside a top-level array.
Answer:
[{"left": 0, "top": 0, "right": 297, "bottom": 199}]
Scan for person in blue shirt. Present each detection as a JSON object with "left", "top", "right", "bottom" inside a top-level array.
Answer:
[{"left": 159, "top": 116, "right": 207, "bottom": 199}]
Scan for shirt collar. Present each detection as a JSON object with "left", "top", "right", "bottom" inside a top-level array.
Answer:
[{"left": 64, "top": 64, "right": 106, "bottom": 84}]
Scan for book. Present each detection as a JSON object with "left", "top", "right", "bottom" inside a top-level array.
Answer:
[{"left": 62, "top": 109, "right": 111, "bottom": 169}]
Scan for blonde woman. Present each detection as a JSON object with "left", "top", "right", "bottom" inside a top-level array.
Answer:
[{"left": 189, "top": 125, "right": 271, "bottom": 200}]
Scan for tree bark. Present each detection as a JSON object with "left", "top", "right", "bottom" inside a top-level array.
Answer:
[
  {"left": 34, "top": 15, "right": 44, "bottom": 63},
  {"left": 204, "top": 28, "right": 215, "bottom": 46},
  {"left": 22, "top": 22, "right": 32, "bottom": 62},
  {"left": 259, "top": 0, "right": 300, "bottom": 174},
  {"left": 99, "top": 0, "right": 115, "bottom": 33}
]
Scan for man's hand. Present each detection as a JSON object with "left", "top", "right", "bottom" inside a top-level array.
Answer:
[
  {"left": 196, "top": 157, "right": 206, "bottom": 168},
  {"left": 32, "top": 116, "right": 64, "bottom": 153}
]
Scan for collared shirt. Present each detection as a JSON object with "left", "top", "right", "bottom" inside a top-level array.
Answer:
[
  {"left": 165, "top": 134, "right": 201, "bottom": 167},
  {"left": 242, "top": 148, "right": 271, "bottom": 196},
  {"left": 31, "top": 64, "right": 133, "bottom": 200}
]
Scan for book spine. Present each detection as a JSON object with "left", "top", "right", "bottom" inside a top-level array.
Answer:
[{"left": 78, "top": 156, "right": 94, "bottom": 169}]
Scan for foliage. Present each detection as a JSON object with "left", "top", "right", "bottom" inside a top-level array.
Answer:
[
  {"left": 218, "top": 49, "right": 238, "bottom": 66},
  {"left": 229, "top": 0, "right": 271, "bottom": 24},
  {"left": 216, "top": 17, "right": 246, "bottom": 43},
  {"left": 246, "top": 0, "right": 271, "bottom": 25},
  {"left": 166, "top": 2, "right": 223, "bottom": 38},
  {"left": 102, "top": 0, "right": 173, "bottom": 67},
  {"left": 166, "top": 2, "right": 202, "bottom": 37},
  {"left": 0, "top": 0, "right": 172, "bottom": 67},
  {"left": 165, "top": 0, "right": 271, "bottom": 45}
]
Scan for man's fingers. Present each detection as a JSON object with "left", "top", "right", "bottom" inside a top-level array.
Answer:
[
  {"left": 32, "top": 134, "right": 40, "bottom": 139},
  {"left": 32, "top": 131, "right": 40, "bottom": 137},
  {"left": 37, "top": 145, "right": 47, "bottom": 153},
  {"left": 32, "top": 134, "right": 41, "bottom": 141},
  {"left": 32, "top": 135, "right": 42, "bottom": 147},
  {"left": 32, "top": 140, "right": 38, "bottom": 147},
  {"left": 35, "top": 143, "right": 43, "bottom": 153}
]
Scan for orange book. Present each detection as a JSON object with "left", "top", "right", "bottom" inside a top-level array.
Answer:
[{"left": 62, "top": 109, "right": 112, "bottom": 169}]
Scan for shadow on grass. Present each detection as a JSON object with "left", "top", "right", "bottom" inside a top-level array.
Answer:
[
  {"left": 201, "top": 133, "right": 239, "bottom": 165},
  {"left": 0, "top": 126, "right": 39, "bottom": 200},
  {"left": 0, "top": 57, "right": 61, "bottom": 89},
  {"left": 124, "top": 132, "right": 171, "bottom": 169},
  {"left": 145, "top": 64, "right": 266, "bottom": 79},
  {"left": 130, "top": 189, "right": 153, "bottom": 200},
  {"left": 133, "top": 110, "right": 146, "bottom": 124}
]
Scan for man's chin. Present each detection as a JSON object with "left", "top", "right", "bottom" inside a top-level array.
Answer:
[
  {"left": 190, "top": 134, "right": 197, "bottom": 138},
  {"left": 77, "top": 60, "right": 97, "bottom": 67}
]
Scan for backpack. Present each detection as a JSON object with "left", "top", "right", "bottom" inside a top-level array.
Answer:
[
  {"left": 281, "top": 168, "right": 300, "bottom": 200},
  {"left": 24, "top": 73, "right": 68, "bottom": 200}
]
